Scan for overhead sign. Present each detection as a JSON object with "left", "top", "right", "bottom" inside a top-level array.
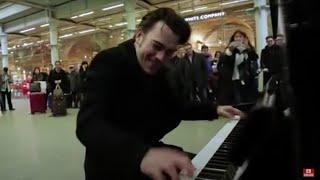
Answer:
[{"left": 184, "top": 11, "right": 225, "bottom": 22}]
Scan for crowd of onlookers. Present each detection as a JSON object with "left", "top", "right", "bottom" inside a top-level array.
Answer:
[
  {"left": 0, "top": 60, "right": 89, "bottom": 113},
  {"left": 30, "top": 60, "right": 89, "bottom": 109},
  {"left": 168, "top": 30, "right": 285, "bottom": 106},
  {"left": 0, "top": 30, "right": 285, "bottom": 113}
]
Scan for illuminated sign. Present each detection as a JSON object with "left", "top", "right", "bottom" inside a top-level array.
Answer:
[{"left": 185, "top": 11, "right": 225, "bottom": 22}]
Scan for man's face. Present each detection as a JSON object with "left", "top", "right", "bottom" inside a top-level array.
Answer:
[
  {"left": 134, "top": 21, "right": 179, "bottom": 75},
  {"left": 276, "top": 36, "right": 284, "bottom": 46},
  {"left": 176, "top": 47, "right": 186, "bottom": 58},
  {"left": 55, "top": 62, "right": 61, "bottom": 71},
  {"left": 266, "top": 37, "right": 275, "bottom": 47},
  {"left": 201, "top": 48, "right": 209, "bottom": 54},
  {"left": 185, "top": 45, "right": 193, "bottom": 56}
]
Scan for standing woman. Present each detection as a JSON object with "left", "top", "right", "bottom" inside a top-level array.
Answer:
[
  {"left": 31, "top": 67, "right": 45, "bottom": 82},
  {"left": 217, "top": 30, "right": 259, "bottom": 105},
  {"left": 78, "top": 61, "right": 88, "bottom": 105}
]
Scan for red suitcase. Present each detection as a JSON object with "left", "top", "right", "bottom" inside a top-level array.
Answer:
[{"left": 29, "top": 92, "right": 46, "bottom": 114}]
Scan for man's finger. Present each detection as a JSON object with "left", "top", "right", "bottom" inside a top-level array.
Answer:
[
  {"left": 163, "top": 166, "right": 179, "bottom": 180},
  {"left": 152, "top": 170, "right": 166, "bottom": 180},
  {"left": 175, "top": 158, "right": 195, "bottom": 176}
]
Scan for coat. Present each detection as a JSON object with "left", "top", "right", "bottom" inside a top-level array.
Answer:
[
  {"left": 76, "top": 39, "right": 218, "bottom": 179},
  {"left": 217, "top": 47, "right": 258, "bottom": 105},
  {"left": 181, "top": 52, "right": 209, "bottom": 102},
  {"left": 47, "top": 69, "right": 69, "bottom": 93}
]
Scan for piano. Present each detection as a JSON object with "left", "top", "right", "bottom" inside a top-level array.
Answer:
[
  {"left": 185, "top": 103, "right": 255, "bottom": 180},
  {"left": 189, "top": 117, "right": 244, "bottom": 180}
]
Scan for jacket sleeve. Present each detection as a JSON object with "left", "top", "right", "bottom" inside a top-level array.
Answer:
[
  {"left": 181, "top": 101, "right": 218, "bottom": 120},
  {"left": 76, "top": 50, "right": 150, "bottom": 175}
]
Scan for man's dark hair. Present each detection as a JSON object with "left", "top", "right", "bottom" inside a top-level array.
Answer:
[
  {"left": 201, "top": 45, "right": 208, "bottom": 50},
  {"left": 138, "top": 8, "right": 191, "bottom": 44},
  {"left": 81, "top": 61, "right": 88, "bottom": 66},
  {"left": 3, "top": 67, "right": 8, "bottom": 72},
  {"left": 266, "top": 35, "right": 274, "bottom": 40}
]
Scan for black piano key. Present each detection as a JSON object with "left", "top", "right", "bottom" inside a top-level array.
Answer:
[
  {"left": 196, "top": 119, "right": 248, "bottom": 179},
  {"left": 197, "top": 168, "right": 225, "bottom": 179}
]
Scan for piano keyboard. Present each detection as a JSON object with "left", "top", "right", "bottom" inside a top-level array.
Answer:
[{"left": 189, "top": 116, "right": 245, "bottom": 180}]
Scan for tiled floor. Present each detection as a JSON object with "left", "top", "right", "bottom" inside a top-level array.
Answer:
[{"left": 0, "top": 98, "right": 226, "bottom": 180}]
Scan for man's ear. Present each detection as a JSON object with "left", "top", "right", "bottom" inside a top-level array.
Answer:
[{"left": 134, "top": 29, "right": 144, "bottom": 45}]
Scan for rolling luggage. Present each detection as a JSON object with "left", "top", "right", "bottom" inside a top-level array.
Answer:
[
  {"left": 52, "top": 84, "right": 67, "bottom": 116},
  {"left": 29, "top": 92, "right": 46, "bottom": 114}
]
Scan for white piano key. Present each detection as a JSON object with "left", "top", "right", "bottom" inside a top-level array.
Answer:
[{"left": 190, "top": 119, "right": 240, "bottom": 179}]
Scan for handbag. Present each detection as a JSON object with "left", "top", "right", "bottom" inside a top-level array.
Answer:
[
  {"left": 30, "top": 82, "right": 41, "bottom": 92},
  {"left": 53, "top": 84, "right": 64, "bottom": 100}
]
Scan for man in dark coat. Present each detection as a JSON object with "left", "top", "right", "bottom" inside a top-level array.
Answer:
[
  {"left": 261, "top": 35, "right": 285, "bottom": 84},
  {"left": 47, "top": 61, "right": 69, "bottom": 94},
  {"left": 183, "top": 43, "right": 209, "bottom": 103},
  {"left": 76, "top": 8, "right": 243, "bottom": 180}
]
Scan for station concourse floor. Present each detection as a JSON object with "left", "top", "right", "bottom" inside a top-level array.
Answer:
[{"left": 0, "top": 98, "right": 227, "bottom": 180}]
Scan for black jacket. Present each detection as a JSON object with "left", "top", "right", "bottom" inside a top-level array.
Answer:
[
  {"left": 182, "top": 52, "right": 208, "bottom": 102},
  {"left": 48, "top": 69, "right": 69, "bottom": 93},
  {"left": 217, "top": 48, "right": 258, "bottom": 105},
  {"left": 261, "top": 44, "right": 284, "bottom": 77},
  {"left": 76, "top": 39, "right": 218, "bottom": 179}
]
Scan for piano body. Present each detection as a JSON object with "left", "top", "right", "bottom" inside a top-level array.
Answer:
[{"left": 188, "top": 0, "right": 320, "bottom": 178}]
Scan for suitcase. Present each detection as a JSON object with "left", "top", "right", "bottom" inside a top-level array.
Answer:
[
  {"left": 64, "top": 93, "right": 72, "bottom": 108},
  {"left": 29, "top": 92, "right": 46, "bottom": 114},
  {"left": 52, "top": 97, "right": 67, "bottom": 116}
]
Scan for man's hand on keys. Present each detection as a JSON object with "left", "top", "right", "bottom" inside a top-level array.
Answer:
[{"left": 217, "top": 105, "right": 245, "bottom": 119}]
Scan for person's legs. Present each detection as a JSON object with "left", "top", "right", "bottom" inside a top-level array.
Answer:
[
  {"left": 74, "top": 92, "right": 80, "bottom": 108},
  {"left": 6, "top": 90, "right": 14, "bottom": 110},
  {"left": 1, "top": 91, "right": 6, "bottom": 110},
  {"left": 0, "top": 92, "right": 4, "bottom": 111}
]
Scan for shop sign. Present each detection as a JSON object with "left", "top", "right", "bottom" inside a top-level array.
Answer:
[{"left": 185, "top": 11, "right": 225, "bottom": 22}]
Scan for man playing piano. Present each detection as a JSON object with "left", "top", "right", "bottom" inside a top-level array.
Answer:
[{"left": 76, "top": 8, "right": 243, "bottom": 180}]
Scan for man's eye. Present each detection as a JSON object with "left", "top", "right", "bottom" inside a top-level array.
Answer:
[{"left": 153, "top": 44, "right": 162, "bottom": 51}]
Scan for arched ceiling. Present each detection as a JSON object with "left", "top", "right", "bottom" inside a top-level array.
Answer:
[{"left": 0, "top": 0, "right": 256, "bottom": 51}]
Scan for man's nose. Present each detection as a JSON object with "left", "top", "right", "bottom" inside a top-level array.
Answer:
[{"left": 155, "top": 51, "right": 166, "bottom": 62}]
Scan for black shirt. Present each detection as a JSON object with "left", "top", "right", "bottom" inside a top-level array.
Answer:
[{"left": 76, "top": 39, "right": 218, "bottom": 179}]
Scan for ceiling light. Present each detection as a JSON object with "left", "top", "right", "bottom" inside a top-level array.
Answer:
[
  {"left": 22, "top": 42, "right": 33, "bottom": 47},
  {"left": 79, "top": 11, "right": 94, "bottom": 17},
  {"left": 79, "top": 29, "right": 95, "bottom": 34},
  {"left": 102, "top": 3, "right": 124, "bottom": 11},
  {"left": 40, "top": 23, "right": 49, "bottom": 27},
  {"left": 180, "top": 9, "right": 193, "bottom": 14},
  {"left": 109, "top": 25, "right": 113, "bottom": 28},
  {"left": 71, "top": 16, "right": 78, "bottom": 19},
  {"left": 59, "top": 33, "right": 74, "bottom": 38},
  {"left": 220, "top": 0, "right": 249, "bottom": 6},
  {"left": 195, "top": 7, "right": 208, "bottom": 11},
  {"left": 115, "top": 22, "right": 127, "bottom": 27},
  {"left": 20, "top": 27, "right": 35, "bottom": 33},
  {"left": 61, "top": 26, "right": 75, "bottom": 31}
]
